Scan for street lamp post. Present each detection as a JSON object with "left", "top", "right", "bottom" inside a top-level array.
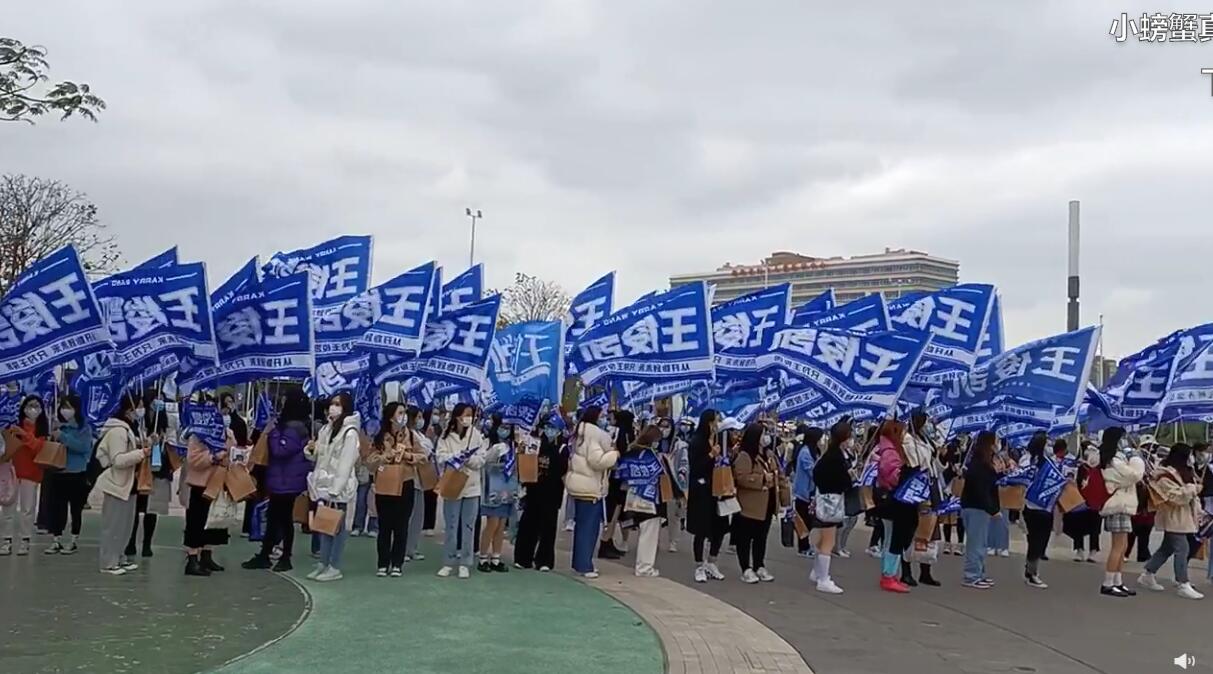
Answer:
[{"left": 466, "top": 208, "right": 483, "bottom": 268}]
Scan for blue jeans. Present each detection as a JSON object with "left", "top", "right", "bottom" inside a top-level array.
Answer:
[
  {"left": 962, "top": 508, "right": 992, "bottom": 583},
  {"left": 352, "top": 483, "right": 378, "bottom": 533},
  {"left": 571, "top": 498, "right": 604, "bottom": 573},
  {"left": 986, "top": 508, "right": 1010, "bottom": 550},
  {"left": 317, "top": 502, "right": 350, "bottom": 570},
  {"left": 443, "top": 497, "right": 479, "bottom": 567}
]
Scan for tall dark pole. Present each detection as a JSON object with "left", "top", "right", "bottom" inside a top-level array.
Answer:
[
  {"left": 466, "top": 208, "right": 482, "bottom": 268},
  {"left": 1067, "top": 200, "right": 1080, "bottom": 332}
]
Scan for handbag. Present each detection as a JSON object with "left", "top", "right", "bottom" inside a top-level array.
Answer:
[
  {"left": 292, "top": 493, "right": 311, "bottom": 524},
  {"left": 203, "top": 465, "right": 229, "bottom": 501},
  {"left": 250, "top": 433, "right": 269, "bottom": 467},
  {"left": 136, "top": 459, "right": 154, "bottom": 494},
  {"left": 310, "top": 502, "right": 343, "bottom": 536},
  {"left": 517, "top": 452, "right": 540, "bottom": 485},
  {"left": 225, "top": 463, "right": 258, "bottom": 502},
  {"left": 0, "top": 462, "right": 16, "bottom": 506},
  {"left": 205, "top": 492, "right": 237, "bottom": 528},
  {"left": 416, "top": 460, "right": 439, "bottom": 491},
  {"left": 780, "top": 515, "right": 795, "bottom": 548},
  {"left": 717, "top": 497, "right": 741, "bottom": 517},
  {"left": 34, "top": 441, "right": 67, "bottom": 470},
  {"left": 374, "top": 463, "right": 406, "bottom": 497},
  {"left": 814, "top": 492, "right": 845, "bottom": 524},
  {"left": 843, "top": 487, "right": 863, "bottom": 517},
  {"left": 437, "top": 467, "right": 469, "bottom": 500},
  {"left": 711, "top": 463, "right": 736, "bottom": 497},
  {"left": 903, "top": 539, "right": 940, "bottom": 565}
]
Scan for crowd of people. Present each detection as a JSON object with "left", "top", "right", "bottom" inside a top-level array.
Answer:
[{"left": 1, "top": 389, "right": 1211, "bottom": 603}]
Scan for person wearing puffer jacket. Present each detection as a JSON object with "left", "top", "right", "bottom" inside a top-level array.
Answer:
[
  {"left": 1097, "top": 427, "right": 1146, "bottom": 598},
  {"left": 241, "top": 389, "right": 314, "bottom": 573},
  {"left": 435, "top": 403, "right": 489, "bottom": 579},
  {"left": 1138, "top": 443, "right": 1205, "bottom": 600},
  {"left": 305, "top": 392, "right": 362, "bottom": 583},
  {"left": 564, "top": 405, "right": 619, "bottom": 578},
  {"left": 94, "top": 396, "right": 151, "bottom": 576}
]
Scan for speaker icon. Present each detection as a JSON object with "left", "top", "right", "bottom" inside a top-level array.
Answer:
[{"left": 1174, "top": 653, "right": 1196, "bottom": 670}]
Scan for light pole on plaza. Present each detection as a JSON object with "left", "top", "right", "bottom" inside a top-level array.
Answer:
[{"left": 466, "top": 208, "right": 483, "bottom": 268}]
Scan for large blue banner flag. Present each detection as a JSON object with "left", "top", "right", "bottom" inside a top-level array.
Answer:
[
  {"left": 767, "top": 326, "right": 931, "bottom": 415},
  {"left": 180, "top": 401, "right": 227, "bottom": 451},
  {"left": 977, "top": 293, "right": 1004, "bottom": 365},
  {"left": 441, "top": 265, "right": 483, "bottom": 313},
  {"left": 790, "top": 289, "right": 836, "bottom": 327},
  {"left": 1161, "top": 331, "right": 1213, "bottom": 421},
  {"left": 0, "top": 245, "right": 110, "bottom": 380},
  {"left": 712, "top": 284, "right": 790, "bottom": 380},
  {"left": 372, "top": 295, "right": 501, "bottom": 390},
  {"left": 180, "top": 273, "right": 315, "bottom": 392},
  {"left": 940, "top": 326, "right": 1100, "bottom": 413},
  {"left": 133, "top": 247, "right": 179, "bottom": 271},
  {"left": 888, "top": 284, "right": 996, "bottom": 385},
  {"left": 92, "top": 262, "right": 217, "bottom": 378},
  {"left": 262, "top": 235, "right": 373, "bottom": 314},
  {"left": 807, "top": 293, "right": 890, "bottom": 334},
  {"left": 485, "top": 320, "right": 563, "bottom": 411},
  {"left": 569, "top": 281, "right": 714, "bottom": 387},
  {"left": 565, "top": 272, "right": 615, "bottom": 350}
]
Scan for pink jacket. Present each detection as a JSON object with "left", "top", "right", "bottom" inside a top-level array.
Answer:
[{"left": 876, "top": 438, "right": 904, "bottom": 491}]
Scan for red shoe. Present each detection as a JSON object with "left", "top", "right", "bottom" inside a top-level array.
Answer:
[{"left": 880, "top": 575, "right": 911, "bottom": 594}]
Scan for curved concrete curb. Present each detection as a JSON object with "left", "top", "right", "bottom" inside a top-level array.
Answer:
[
  {"left": 214, "top": 569, "right": 314, "bottom": 672},
  {"left": 574, "top": 565, "right": 814, "bottom": 674}
]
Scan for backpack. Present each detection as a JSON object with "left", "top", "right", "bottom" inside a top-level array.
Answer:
[
  {"left": 84, "top": 427, "right": 120, "bottom": 490},
  {"left": 1081, "top": 465, "right": 1111, "bottom": 512},
  {"left": 0, "top": 462, "right": 16, "bottom": 506}
]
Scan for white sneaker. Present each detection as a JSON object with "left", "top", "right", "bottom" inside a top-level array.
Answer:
[
  {"left": 668, "top": 541, "right": 678, "bottom": 553},
  {"left": 809, "top": 568, "right": 817, "bottom": 583},
  {"left": 457, "top": 566, "right": 470, "bottom": 579},
  {"left": 350, "top": 530, "right": 361, "bottom": 538},
  {"left": 538, "top": 566, "right": 551, "bottom": 573},
  {"left": 583, "top": 570, "right": 600, "bottom": 579},
  {"left": 756, "top": 567, "right": 775, "bottom": 583},
  {"left": 1178, "top": 583, "right": 1205, "bottom": 600},
  {"left": 836, "top": 549, "right": 852, "bottom": 559},
  {"left": 307, "top": 563, "right": 326, "bottom": 580},
  {"left": 704, "top": 562, "right": 726, "bottom": 581},
  {"left": 564, "top": 521, "right": 576, "bottom": 532},
  {"left": 423, "top": 530, "right": 435, "bottom": 537},
  {"left": 316, "top": 567, "right": 343, "bottom": 582},
  {"left": 1086, "top": 553, "right": 1098, "bottom": 563},
  {"left": 1025, "top": 575, "right": 1049, "bottom": 589},
  {"left": 1138, "top": 572, "right": 1165, "bottom": 592},
  {"left": 986, "top": 548, "right": 996, "bottom": 557},
  {"left": 816, "top": 579, "right": 844, "bottom": 594},
  {"left": 694, "top": 566, "right": 708, "bottom": 583},
  {"left": 101, "top": 566, "right": 127, "bottom": 576},
  {"left": 437, "top": 565, "right": 453, "bottom": 578},
  {"left": 389, "top": 567, "right": 403, "bottom": 578},
  {"left": 414, "top": 552, "right": 425, "bottom": 561},
  {"left": 998, "top": 549, "right": 1010, "bottom": 558},
  {"left": 120, "top": 561, "right": 139, "bottom": 572},
  {"left": 740, "top": 569, "right": 760, "bottom": 584},
  {"left": 16, "top": 539, "right": 30, "bottom": 556},
  {"left": 0, "top": 538, "right": 11, "bottom": 556},
  {"left": 1073, "top": 551, "right": 1085, "bottom": 562},
  {"left": 635, "top": 568, "right": 660, "bottom": 578},
  {"left": 376, "top": 568, "right": 388, "bottom": 577},
  {"left": 865, "top": 546, "right": 881, "bottom": 558}
]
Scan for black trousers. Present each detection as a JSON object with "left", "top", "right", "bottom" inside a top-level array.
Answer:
[
  {"left": 375, "top": 488, "right": 416, "bottom": 569},
  {"left": 35, "top": 476, "right": 53, "bottom": 530},
  {"left": 1023, "top": 508, "right": 1053, "bottom": 569},
  {"left": 733, "top": 514, "right": 772, "bottom": 571},
  {"left": 693, "top": 531, "right": 724, "bottom": 563},
  {"left": 943, "top": 517, "right": 965, "bottom": 544},
  {"left": 888, "top": 502, "right": 918, "bottom": 556},
  {"left": 868, "top": 517, "right": 885, "bottom": 547},
  {"left": 184, "top": 486, "right": 213, "bottom": 549},
  {"left": 1126, "top": 522, "right": 1153, "bottom": 562},
  {"left": 259, "top": 492, "right": 301, "bottom": 560},
  {"left": 422, "top": 489, "right": 437, "bottom": 530},
  {"left": 47, "top": 472, "right": 88, "bottom": 537},
  {"left": 515, "top": 488, "right": 563, "bottom": 569}
]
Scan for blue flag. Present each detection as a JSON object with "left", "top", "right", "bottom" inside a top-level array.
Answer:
[
  {"left": 312, "top": 260, "right": 435, "bottom": 362},
  {"left": 807, "top": 293, "right": 890, "bottom": 334},
  {"left": 569, "top": 281, "right": 714, "bottom": 387},
  {"left": 441, "top": 265, "right": 483, "bottom": 313},
  {"left": 355, "top": 377, "right": 381, "bottom": 436},
  {"left": 179, "top": 272, "right": 315, "bottom": 393},
  {"left": 976, "top": 293, "right": 1004, "bottom": 366},
  {"left": 262, "top": 235, "right": 373, "bottom": 315},
  {"left": 0, "top": 246, "right": 110, "bottom": 380},
  {"left": 180, "top": 401, "right": 227, "bottom": 451},
  {"left": 486, "top": 320, "right": 563, "bottom": 409},
  {"left": 427, "top": 266, "right": 443, "bottom": 322},
  {"left": 893, "top": 470, "right": 932, "bottom": 504},
  {"left": 790, "top": 289, "right": 835, "bottom": 327},
  {"left": 767, "top": 326, "right": 931, "bottom": 416},
  {"left": 711, "top": 284, "right": 791, "bottom": 380},
  {"left": 578, "top": 390, "right": 609, "bottom": 415},
  {"left": 371, "top": 296, "right": 501, "bottom": 390},
  {"left": 888, "top": 284, "right": 996, "bottom": 385},
  {"left": 940, "top": 326, "right": 1100, "bottom": 414},
  {"left": 0, "top": 389, "right": 24, "bottom": 426},
  {"left": 1161, "top": 332, "right": 1213, "bottom": 421},
  {"left": 92, "top": 262, "right": 218, "bottom": 377},
  {"left": 132, "top": 247, "right": 179, "bottom": 271},
  {"left": 565, "top": 272, "right": 615, "bottom": 362},
  {"left": 253, "top": 390, "right": 275, "bottom": 430}
]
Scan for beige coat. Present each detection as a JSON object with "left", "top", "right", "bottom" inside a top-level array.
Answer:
[
  {"left": 367, "top": 428, "right": 428, "bottom": 485},
  {"left": 1150, "top": 466, "right": 1201, "bottom": 534},
  {"left": 733, "top": 450, "right": 779, "bottom": 521},
  {"left": 93, "top": 419, "right": 145, "bottom": 500},
  {"left": 564, "top": 423, "right": 619, "bottom": 500}
]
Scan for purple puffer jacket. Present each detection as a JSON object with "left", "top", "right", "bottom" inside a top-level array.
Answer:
[{"left": 265, "top": 422, "right": 313, "bottom": 495}]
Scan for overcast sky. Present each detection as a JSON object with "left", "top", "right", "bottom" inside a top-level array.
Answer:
[{"left": 5, "top": 2, "right": 1210, "bottom": 359}]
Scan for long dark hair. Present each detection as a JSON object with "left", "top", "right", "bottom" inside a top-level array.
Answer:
[
  {"left": 489, "top": 414, "right": 512, "bottom": 447},
  {"left": 375, "top": 402, "right": 407, "bottom": 449},
  {"left": 738, "top": 423, "right": 764, "bottom": 458},
  {"left": 444, "top": 403, "right": 473, "bottom": 439},
  {"left": 18, "top": 394, "right": 49, "bottom": 438},
  {"left": 279, "top": 389, "right": 312, "bottom": 430},
  {"left": 327, "top": 391, "right": 355, "bottom": 442},
  {"left": 825, "top": 420, "right": 851, "bottom": 459},
  {"left": 613, "top": 410, "right": 636, "bottom": 454},
  {"left": 1098, "top": 427, "right": 1126, "bottom": 470},
  {"left": 111, "top": 393, "right": 142, "bottom": 427},
  {"left": 57, "top": 393, "right": 83, "bottom": 429},
  {"left": 972, "top": 431, "right": 997, "bottom": 468},
  {"left": 690, "top": 409, "right": 717, "bottom": 450},
  {"left": 1164, "top": 443, "right": 1196, "bottom": 483},
  {"left": 1025, "top": 431, "right": 1049, "bottom": 467}
]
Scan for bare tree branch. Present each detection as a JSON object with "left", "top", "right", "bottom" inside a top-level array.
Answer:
[
  {"left": 491, "top": 273, "right": 571, "bottom": 328},
  {"left": 0, "top": 174, "right": 120, "bottom": 295}
]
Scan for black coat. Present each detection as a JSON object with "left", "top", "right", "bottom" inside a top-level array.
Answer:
[{"left": 686, "top": 432, "right": 727, "bottom": 537}]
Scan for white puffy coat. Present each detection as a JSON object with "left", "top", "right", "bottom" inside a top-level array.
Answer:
[
  {"left": 435, "top": 428, "right": 489, "bottom": 500},
  {"left": 564, "top": 423, "right": 619, "bottom": 500},
  {"left": 1100, "top": 454, "right": 1146, "bottom": 517},
  {"left": 307, "top": 413, "right": 362, "bottom": 503}
]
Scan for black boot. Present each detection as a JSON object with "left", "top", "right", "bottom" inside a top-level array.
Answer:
[
  {"left": 242, "top": 553, "right": 273, "bottom": 570},
  {"left": 185, "top": 554, "right": 211, "bottom": 577},
  {"left": 900, "top": 560, "right": 918, "bottom": 587},
  {"left": 201, "top": 550, "right": 225, "bottom": 572},
  {"left": 272, "top": 557, "right": 293, "bottom": 573},
  {"left": 919, "top": 564, "right": 941, "bottom": 587},
  {"left": 598, "top": 540, "right": 623, "bottom": 560},
  {"left": 141, "top": 514, "right": 157, "bottom": 557},
  {"left": 125, "top": 517, "right": 139, "bottom": 557}
]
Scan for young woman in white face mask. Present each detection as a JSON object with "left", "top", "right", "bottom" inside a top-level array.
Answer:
[
  {"left": 304, "top": 392, "right": 362, "bottom": 582},
  {"left": 95, "top": 396, "right": 152, "bottom": 575},
  {"left": 0, "top": 395, "right": 50, "bottom": 557},
  {"left": 366, "top": 402, "right": 426, "bottom": 577},
  {"left": 404, "top": 407, "right": 435, "bottom": 563},
  {"left": 479, "top": 417, "right": 520, "bottom": 572},
  {"left": 435, "top": 403, "right": 488, "bottom": 579},
  {"left": 45, "top": 395, "right": 92, "bottom": 555}
]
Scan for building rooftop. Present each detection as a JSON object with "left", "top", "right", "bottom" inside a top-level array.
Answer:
[{"left": 670, "top": 248, "right": 960, "bottom": 281}]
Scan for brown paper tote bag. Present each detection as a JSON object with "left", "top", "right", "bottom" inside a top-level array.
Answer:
[
  {"left": 437, "top": 467, "right": 469, "bottom": 501},
  {"left": 34, "top": 441, "right": 67, "bottom": 470},
  {"left": 135, "top": 459, "right": 154, "bottom": 494},
  {"left": 998, "top": 485, "right": 1026, "bottom": 511},
  {"left": 203, "top": 465, "right": 229, "bottom": 501},
  {"left": 1057, "top": 480, "right": 1086, "bottom": 513},
  {"left": 711, "top": 464, "right": 735, "bottom": 497},
  {"left": 164, "top": 445, "right": 182, "bottom": 473},
  {"left": 517, "top": 452, "right": 539, "bottom": 485},
  {"left": 374, "top": 463, "right": 405, "bottom": 497},
  {"left": 292, "top": 494, "right": 311, "bottom": 524},
  {"left": 310, "top": 503, "right": 343, "bottom": 536},
  {"left": 659, "top": 473, "right": 674, "bottom": 503},
  {"left": 915, "top": 513, "right": 939, "bottom": 541},
  {"left": 250, "top": 434, "right": 269, "bottom": 467},
  {"left": 225, "top": 463, "right": 257, "bottom": 502},
  {"left": 793, "top": 512, "right": 810, "bottom": 539},
  {"left": 858, "top": 485, "right": 876, "bottom": 511},
  {"left": 0, "top": 429, "right": 20, "bottom": 463},
  {"left": 950, "top": 477, "right": 965, "bottom": 497},
  {"left": 416, "top": 461, "right": 439, "bottom": 491}
]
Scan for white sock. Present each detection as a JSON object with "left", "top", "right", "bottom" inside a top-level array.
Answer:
[
  {"left": 815, "top": 553, "right": 831, "bottom": 583},
  {"left": 1114, "top": 572, "right": 1123, "bottom": 586},
  {"left": 1103, "top": 572, "right": 1116, "bottom": 587}
]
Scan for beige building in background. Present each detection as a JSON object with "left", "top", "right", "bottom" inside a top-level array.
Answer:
[{"left": 670, "top": 248, "right": 960, "bottom": 307}]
